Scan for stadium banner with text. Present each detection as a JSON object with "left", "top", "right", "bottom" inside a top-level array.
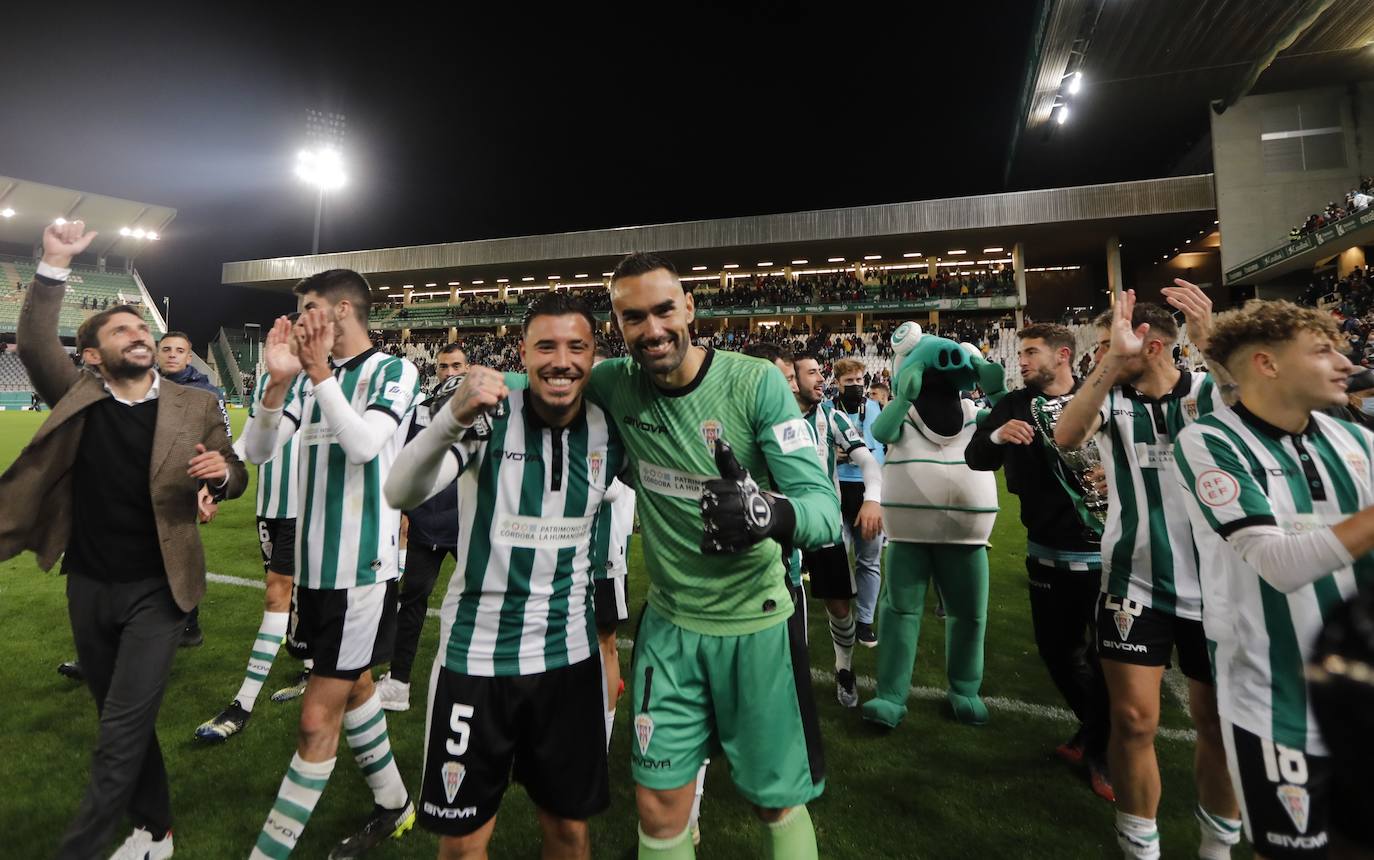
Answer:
[
  {"left": 368, "top": 294, "right": 1019, "bottom": 331},
  {"left": 1225, "top": 207, "right": 1374, "bottom": 284}
]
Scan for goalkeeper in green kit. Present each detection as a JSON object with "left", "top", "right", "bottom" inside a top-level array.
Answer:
[{"left": 595, "top": 253, "right": 842, "bottom": 859}]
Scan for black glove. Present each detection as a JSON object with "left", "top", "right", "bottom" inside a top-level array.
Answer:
[{"left": 699, "top": 438, "right": 796, "bottom": 554}]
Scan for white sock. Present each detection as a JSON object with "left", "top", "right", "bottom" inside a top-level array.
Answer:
[
  {"left": 235, "top": 611, "right": 289, "bottom": 712},
  {"left": 304, "top": 657, "right": 314, "bottom": 671},
  {"left": 398, "top": 549, "right": 407, "bottom": 575},
  {"left": 1115, "top": 811, "right": 1160, "bottom": 860},
  {"left": 343, "top": 692, "right": 408, "bottom": 810},
  {"left": 688, "top": 760, "right": 709, "bottom": 831},
  {"left": 605, "top": 709, "right": 616, "bottom": 751},
  {"left": 250, "top": 753, "right": 335, "bottom": 859},
  {"left": 827, "top": 609, "right": 856, "bottom": 672},
  {"left": 1195, "top": 804, "right": 1241, "bottom": 859}
]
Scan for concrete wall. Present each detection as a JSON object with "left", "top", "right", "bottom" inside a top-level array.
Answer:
[{"left": 1211, "top": 82, "right": 1374, "bottom": 275}]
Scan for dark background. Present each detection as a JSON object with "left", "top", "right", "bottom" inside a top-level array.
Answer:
[{"left": 2, "top": 2, "right": 1193, "bottom": 346}]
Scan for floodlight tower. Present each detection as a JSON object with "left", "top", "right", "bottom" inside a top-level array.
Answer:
[{"left": 297, "top": 109, "right": 348, "bottom": 255}]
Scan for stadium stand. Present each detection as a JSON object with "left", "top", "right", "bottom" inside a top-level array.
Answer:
[{"left": 0, "top": 255, "right": 160, "bottom": 339}]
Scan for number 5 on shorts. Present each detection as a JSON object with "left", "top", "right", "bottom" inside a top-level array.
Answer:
[{"left": 447, "top": 704, "right": 474, "bottom": 756}]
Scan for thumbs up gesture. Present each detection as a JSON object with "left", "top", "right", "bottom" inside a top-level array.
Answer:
[{"left": 699, "top": 438, "right": 796, "bottom": 554}]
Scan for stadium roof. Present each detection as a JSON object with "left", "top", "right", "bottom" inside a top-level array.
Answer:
[
  {"left": 223, "top": 174, "right": 1217, "bottom": 294},
  {"left": 1007, "top": 0, "right": 1374, "bottom": 188},
  {"left": 0, "top": 176, "right": 176, "bottom": 263}
]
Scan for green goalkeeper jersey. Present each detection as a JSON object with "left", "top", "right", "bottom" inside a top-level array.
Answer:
[{"left": 587, "top": 348, "right": 841, "bottom": 635}]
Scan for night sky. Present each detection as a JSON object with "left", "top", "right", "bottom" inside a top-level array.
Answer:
[{"left": 3, "top": 3, "right": 1080, "bottom": 347}]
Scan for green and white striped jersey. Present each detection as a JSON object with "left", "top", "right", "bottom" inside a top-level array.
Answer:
[
  {"left": 1096, "top": 371, "right": 1226, "bottom": 620},
  {"left": 249, "top": 373, "right": 299, "bottom": 520},
  {"left": 803, "top": 399, "right": 865, "bottom": 489},
  {"left": 1175, "top": 406, "right": 1374, "bottom": 753},
  {"left": 438, "top": 389, "right": 626, "bottom": 676},
  {"left": 281, "top": 349, "right": 421, "bottom": 590}
]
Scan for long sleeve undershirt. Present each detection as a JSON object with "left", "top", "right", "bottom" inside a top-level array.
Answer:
[
  {"left": 1227, "top": 524, "right": 1354, "bottom": 594},
  {"left": 244, "top": 376, "right": 398, "bottom": 466},
  {"left": 385, "top": 404, "right": 466, "bottom": 511},
  {"left": 849, "top": 445, "right": 883, "bottom": 503}
]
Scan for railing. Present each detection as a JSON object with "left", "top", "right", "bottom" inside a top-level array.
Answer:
[
  {"left": 369, "top": 294, "right": 1021, "bottom": 331},
  {"left": 211, "top": 329, "right": 245, "bottom": 398}
]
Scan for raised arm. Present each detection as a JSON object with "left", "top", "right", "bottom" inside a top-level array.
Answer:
[
  {"left": 17, "top": 222, "right": 99, "bottom": 405},
  {"left": 1056, "top": 289, "right": 1147, "bottom": 450},
  {"left": 244, "top": 316, "right": 304, "bottom": 464}
]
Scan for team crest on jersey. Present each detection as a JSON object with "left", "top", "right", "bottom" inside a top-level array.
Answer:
[
  {"left": 700, "top": 420, "right": 723, "bottom": 452},
  {"left": 588, "top": 452, "right": 604, "bottom": 483},
  {"left": 441, "top": 761, "right": 466, "bottom": 804},
  {"left": 1184, "top": 399, "right": 1199, "bottom": 420},
  {"left": 1277, "top": 784, "right": 1310, "bottom": 834},
  {"left": 1346, "top": 451, "right": 1367, "bottom": 473},
  {"left": 634, "top": 713, "right": 655, "bottom": 755},
  {"left": 1114, "top": 610, "right": 1135, "bottom": 641}
]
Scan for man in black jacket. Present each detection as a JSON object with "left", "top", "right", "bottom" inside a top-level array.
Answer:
[
  {"left": 964, "top": 323, "right": 1114, "bottom": 802},
  {"left": 375, "top": 343, "right": 467, "bottom": 711}
]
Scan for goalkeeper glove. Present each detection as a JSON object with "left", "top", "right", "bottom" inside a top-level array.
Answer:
[{"left": 699, "top": 438, "right": 796, "bottom": 554}]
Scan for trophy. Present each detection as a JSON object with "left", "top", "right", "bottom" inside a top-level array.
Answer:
[{"left": 1031, "top": 394, "right": 1108, "bottom": 531}]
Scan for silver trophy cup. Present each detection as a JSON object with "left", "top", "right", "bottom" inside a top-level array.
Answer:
[{"left": 1031, "top": 394, "right": 1108, "bottom": 528}]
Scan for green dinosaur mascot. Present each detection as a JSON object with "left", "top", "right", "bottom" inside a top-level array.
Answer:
[{"left": 860, "top": 321, "right": 1008, "bottom": 728}]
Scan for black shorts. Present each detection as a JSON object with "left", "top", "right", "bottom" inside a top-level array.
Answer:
[
  {"left": 593, "top": 576, "right": 629, "bottom": 627},
  {"left": 286, "top": 581, "right": 397, "bottom": 680},
  {"left": 802, "top": 543, "right": 855, "bottom": 600},
  {"left": 1094, "top": 592, "right": 1213, "bottom": 682},
  {"left": 1222, "top": 720, "right": 1334, "bottom": 858},
  {"left": 839, "top": 480, "right": 865, "bottom": 527},
  {"left": 256, "top": 517, "right": 296, "bottom": 576},
  {"left": 419, "top": 657, "right": 610, "bottom": 835}
]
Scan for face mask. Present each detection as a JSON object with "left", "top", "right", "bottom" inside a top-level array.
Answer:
[{"left": 840, "top": 384, "right": 865, "bottom": 412}]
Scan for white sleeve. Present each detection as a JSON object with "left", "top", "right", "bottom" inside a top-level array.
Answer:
[
  {"left": 243, "top": 403, "right": 297, "bottom": 465},
  {"left": 313, "top": 377, "right": 400, "bottom": 465},
  {"left": 603, "top": 477, "right": 628, "bottom": 504},
  {"left": 849, "top": 445, "right": 883, "bottom": 503},
  {"left": 384, "top": 404, "right": 470, "bottom": 510},
  {"left": 232, "top": 413, "right": 253, "bottom": 461},
  {"left": 1227, "top": 524, "right": 1354, "bottom": 594}
]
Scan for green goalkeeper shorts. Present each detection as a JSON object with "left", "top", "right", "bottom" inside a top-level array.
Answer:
[{"left": 628, "top": 604, "right": 826, "bottom": 808}]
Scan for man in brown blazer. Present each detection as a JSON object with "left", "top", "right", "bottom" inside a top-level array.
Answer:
[{"left": 0, "top": 221, "right": 248, "bottom": 859}]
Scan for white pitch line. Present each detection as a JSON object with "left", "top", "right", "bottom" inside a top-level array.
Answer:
[
  {"left": 207, "top": 573, "right": 1197, "bottom": 743},
  {"left": 1163, "top": 667, "right": 1191, "bottom": 710}
]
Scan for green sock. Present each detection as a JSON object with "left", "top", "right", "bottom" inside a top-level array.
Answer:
[
  {"left": 767, "top": 806, "right": 817, "bottom": 860},
  {"left": 638, "top": 824, "right": 695, "bottom": 859}
]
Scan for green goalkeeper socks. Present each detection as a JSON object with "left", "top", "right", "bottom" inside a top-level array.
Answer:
[
  {"left": 767, "top": 805, "right": 818, "bottom": 860},
  {"left": 638, "top": 824, "right": 695, "bottom": 859}
]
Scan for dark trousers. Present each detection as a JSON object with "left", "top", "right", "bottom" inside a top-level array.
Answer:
[
  {"left": 1025, "top": 558, "right": 1110, "bottom": 761},
  {"left": 391, "top": 543, "right": 455, "bottom": 683},
  {"left": 59, "top": 575, "right": 187, "bottom": 859}
]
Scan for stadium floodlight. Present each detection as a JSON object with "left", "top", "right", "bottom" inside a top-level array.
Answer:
[
  {"left": 1057, "top": 105, "right": 1069, "bottom": 125},
  {"left": 54, "top": 217, "right": 67, "bottom": 225},
  {"left": 521, "top": 276, "right": 534, "bottom": 282},
  {"left": 120, "top": 227, "right": 132, "bottom": 236},
  {"left": 691, "top": 265, "right": 707, "bottom": 271},
  {"left": 424, "top": 282, "right": 437, "bottom": 287},
  {"left": 547, "top": 274, "right": 561, "bottom": 280},
  {"left": 828, "top": 257, "right": 845, "bottom": 263},
  {"left": 983, "top": 247, "right": 1003, "bottom": 253},
  {"left": 602, "top": 272, "right": 613, "bottom": 277},
  {"left": 575, "top": 273, "right": 589, "bottom": 278},
  {"left": 0, "top": 208, "right": 14, "bottom": 218},
  {"left": 146, "top": 231, "right": 159, "bottom": 241},
  {"left": 757, "top": 261, "right": 773, "bottom": 267},
  {"left": 902, "top": 252, "right": 922, "bottom": 258},
  {"left": 947, "top": 249, "right": 967, "bottom": 255},
  {"left": 296, "top": 146, "right": 346, "bottom": 255},
  {"left": 132, "top": 228, "right": 146, "bottom": 239},
  {"left": 447, "top": 281, "right": 459, "bottom": 286},
  {"left": 723, "top": 263, "right": 739, "bottom": 269},
  {"left": 497, "top": 278, "right": 510, "bottom": 283},
  {"left": 791, "top": 259, "right": 808, "bottom": 265},
  {"left": 863, "top": 255, "right": 881, "bottom": 260},
  {"left": 471, "top": 279, "right": 485, "bottom": 284},
  {"left": 1067, "top": 71, "right": 1082, "bottom": 96}
]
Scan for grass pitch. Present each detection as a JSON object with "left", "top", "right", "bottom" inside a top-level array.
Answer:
[{"left": 0, "top": 410, "right": 1247, "bottom": 858}]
